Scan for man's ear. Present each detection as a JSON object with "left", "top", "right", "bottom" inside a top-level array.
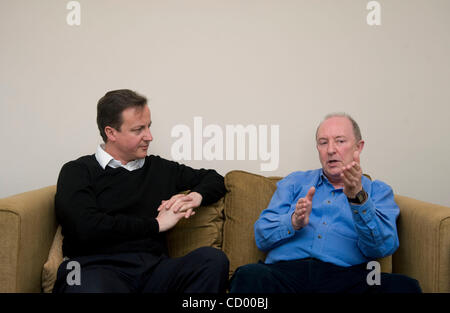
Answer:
[
  {"left": 357, "top": 140, "right": 365, "bottom": 154},
  {"left": 105, "top": 126, "right": 117, "bottom": 142}
]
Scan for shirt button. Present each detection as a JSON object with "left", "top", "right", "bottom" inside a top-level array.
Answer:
[
  {"left": 362, "top": 210, "right": 367, "bottom": 214},
  {"left": 288, "top": 230, "right": 291, "bottom": 234},
  {"left": 318, "top": 235, "right": 322, "bottom": 239},
  {"left": 331, "top": 192, "right": 335, "bottom": 196},
  {"left": 327, "top": 200, "right": 331, "bottom": 204},
  {"left": 323, "top": 222, "right": 327, "bottom": 225}
]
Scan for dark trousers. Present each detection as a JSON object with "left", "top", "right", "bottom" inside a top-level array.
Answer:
[
  {"left": 229, "top": 258, "right": 422, "bottom": 293},
  {"left": 53, "top": 247, "right": 229, "bottom": 293}
]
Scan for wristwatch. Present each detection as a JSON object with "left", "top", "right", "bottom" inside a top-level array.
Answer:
[{"left": 347, "top": 189, "right": 368, "bottom": 204}]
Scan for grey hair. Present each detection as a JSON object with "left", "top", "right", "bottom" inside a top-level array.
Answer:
[{"left": 315, "top": 112, "right": 362, "bottom": 142}]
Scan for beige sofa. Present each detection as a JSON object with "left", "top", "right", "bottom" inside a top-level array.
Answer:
[{"left": 1, "top": 170, "right": 449, "bottom": 293}]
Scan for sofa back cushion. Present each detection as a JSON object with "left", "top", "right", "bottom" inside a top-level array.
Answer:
[
  {"left": 166, "top": 198, "right": 225, "bottom": 258},
  {"left": 223, "top": 170, "right": 281, "bottom": 277}
]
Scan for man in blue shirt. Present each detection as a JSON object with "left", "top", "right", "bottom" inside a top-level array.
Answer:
[{"left": 229, "top": 113, "right": 421, "bottom": 293}]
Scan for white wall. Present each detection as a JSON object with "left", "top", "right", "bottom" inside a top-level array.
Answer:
[{"left": 1, "top": 0, "right": 449, "bottom": 206}]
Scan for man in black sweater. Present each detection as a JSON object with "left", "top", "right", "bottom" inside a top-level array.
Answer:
[{"left": 53, "top": 89, "right": 229, "bottom": 293}]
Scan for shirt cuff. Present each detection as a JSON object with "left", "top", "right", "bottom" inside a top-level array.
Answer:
[
  {"left": 349, "top": 196, "right": 375, "bottom": 223},
  {"left": 279, "top": 211, "right": 296, "bottom": 237}
]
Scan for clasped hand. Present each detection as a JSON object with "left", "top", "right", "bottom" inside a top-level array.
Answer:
[{"left": 156, "top": 192, "right": 202, "bottom": 232}]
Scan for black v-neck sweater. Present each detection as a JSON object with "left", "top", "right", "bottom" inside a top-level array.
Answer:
[{"left": 55, "top": 154, "right": 226, "bottom": 258}]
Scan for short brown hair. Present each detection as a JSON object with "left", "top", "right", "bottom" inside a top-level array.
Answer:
[{"left": 96, "top": 89, "right": 147, "bottom": 142}]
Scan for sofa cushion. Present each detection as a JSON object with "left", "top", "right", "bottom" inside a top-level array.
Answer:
[
  {"left": 41, "top": 225, "right": 63, "bottom": 293},
  {"left": 223, "top": 170, "right": 282, "bottom": 277},
  {"left": 166, "top": 198, "right": 225, "bottom": 257}
]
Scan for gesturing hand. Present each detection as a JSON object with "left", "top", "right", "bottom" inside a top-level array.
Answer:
[
  {"left": 292, "top": 186, "right": 315, "bottom": 230},
  {"left": 341, "top": 150, "right": 363, "bottom": 199}
]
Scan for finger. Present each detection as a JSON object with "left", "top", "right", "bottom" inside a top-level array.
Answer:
[
  {"left": 341, "top": 171, "right": 353, "bottom": 186},
  {"left": 349, "top": 162, "right": 363, "bottom": 182},
  {"left": 342, "top": 169, "right": 358, "bottom": 186},
  {"left": 172, "top": 197, "right": 191, "bottom": 213},
  {"left": 343, "top": 161, "right": 355, "bottom": 171},
  {"left": 169, "top": 194, "right": 191, "bottom": 211},
  {"left": 184, "top": 208, "right": 195, "bottom": 219},
  {"left": 353, "top": 161, "right": 362, "bottom": 173},
  {"left": 293, "top": 206, "right": 304, "bottom": 217},
  {"left": 306, "top": 186, "right": 316, "bottom": 201},
  {"left": 342, "top": 164, "right": 357, "bottom": 178},
  {"left": 157, "top": 201, "right": 165, "bottom": 211},
  {"left": 296, "top": 198, "right": 305, "bottom": 209},
  {"left": 185, "top": 194, "right": 201, "bottom": 208},
  {"left": 342, "top": 172, "right": 359, "bottom": 190},
  {"left": 165, "top": 194, "right": 185, "bottom": 209},
  {"left": 157, "top": 203, "right": 165, "bottom": 212},
  {"left": 179, "top": 202, "right": 195, "bottom": 213},
  {"left": 346, "top": 162, "right": 359, "bottom": 177},
  {"left": 353, "top": 150, "right": 360, "bottom": 164}
]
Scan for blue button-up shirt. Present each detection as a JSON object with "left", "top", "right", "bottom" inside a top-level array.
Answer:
[{"left": 255, "top": 169, "right": 400, "bottom": 267}]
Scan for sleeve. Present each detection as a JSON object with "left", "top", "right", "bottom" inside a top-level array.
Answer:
[
  {"left": 350, "top": 180, "right": 400, "bottom": 258},
  {"left": 55, "top": 161, "right": 159, "bottom": 245},
  {"left": 168, "top": 160, "right": 226, "bottom": 206},
  {"left": 254, "top": 177, "right": 297, "bottom": 252}
]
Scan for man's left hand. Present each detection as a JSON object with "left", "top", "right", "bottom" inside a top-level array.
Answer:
[
  {"left": 341, "top": 150, "right": 363, "bottom": 199},
  {"left": 157, "top": 192, "right": 203, "bottom": 219}
]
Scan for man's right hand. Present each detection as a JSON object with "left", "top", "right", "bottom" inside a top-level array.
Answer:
[
  {"left": 156, "top": 206, "right": 194, "bottom": 232},
  {"left": 291, "top": 186, "right": 315, "bottom": 230}
]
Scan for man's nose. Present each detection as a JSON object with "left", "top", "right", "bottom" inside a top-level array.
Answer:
[
  {"left": 143, "top": 127, "right": 153, "bottom": 141},
  {"left": 327, "top": 142, "right": 336, "bottom": 154}
]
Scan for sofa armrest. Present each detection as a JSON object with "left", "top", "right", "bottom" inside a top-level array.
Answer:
[
  {"left": 0, "top": 186, "right": 57, "bottom": 292},
  {"left": 393, "top": 195, "right": 450, "bottom": 293}
]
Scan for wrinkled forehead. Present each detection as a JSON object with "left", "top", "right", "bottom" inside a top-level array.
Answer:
[{"left": 316, "top": 116, "right": 355, "bottom": 139}]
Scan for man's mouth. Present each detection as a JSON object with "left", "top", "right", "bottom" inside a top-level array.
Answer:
[{"left": 328, "top": 160, "right": 340, "bottom": 165}]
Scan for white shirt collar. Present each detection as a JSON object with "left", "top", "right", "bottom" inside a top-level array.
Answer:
[{"left": 95, "top": 144, "right": 145, "bottom": 171}]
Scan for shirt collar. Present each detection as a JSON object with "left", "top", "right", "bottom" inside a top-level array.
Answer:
[
  {"left": 318, "top": 169, "right": 344, "bottom": 190},
  {"left": 317, "top": 169, "right": 327, "bottom": 187},
  {"left": 95, "top": 144, "right": 145, "bottom": 171}
]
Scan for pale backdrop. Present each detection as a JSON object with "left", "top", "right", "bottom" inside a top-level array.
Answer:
[{"left": 1, "top": 0, "right": 449, "bottom": 206}]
